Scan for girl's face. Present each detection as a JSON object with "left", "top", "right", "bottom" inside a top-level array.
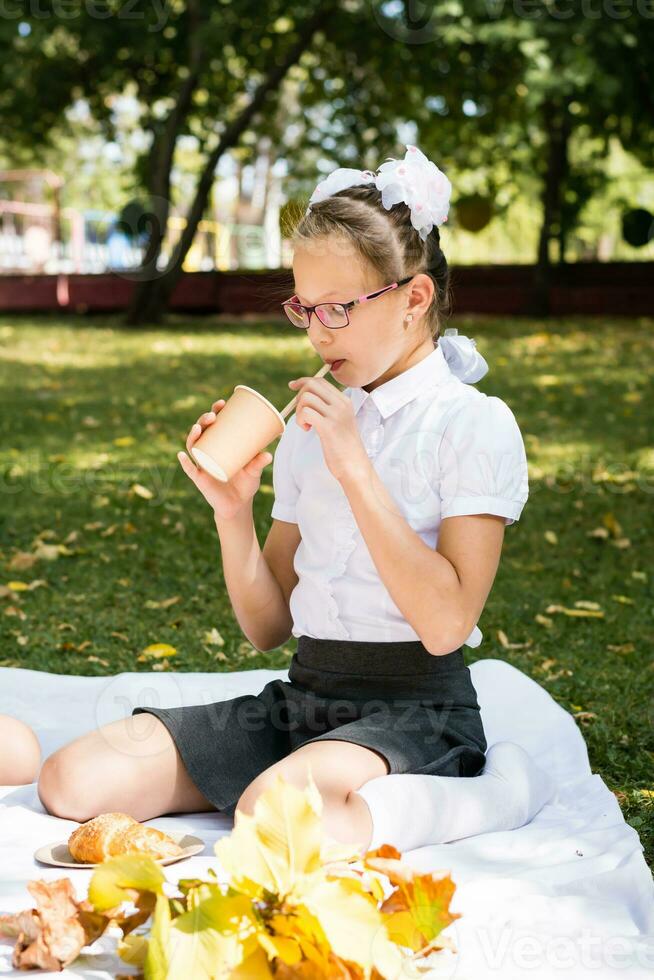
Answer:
[{"left": 292, "top": 238, "right": 435, "bottom": 391}]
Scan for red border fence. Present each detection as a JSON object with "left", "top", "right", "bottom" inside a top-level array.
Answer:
[{"left": 0, "top": 263, "right": 651, "bottom": 317}]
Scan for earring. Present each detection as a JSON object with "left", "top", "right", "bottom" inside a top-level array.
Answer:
[{"left": 404, "top": 313, "right": 413, "bottom": 329}]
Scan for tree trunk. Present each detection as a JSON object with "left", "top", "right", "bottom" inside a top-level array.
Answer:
[
  {"left": 126, "top": 4, "right": 334, "bottom": 326},
  {"left": 534, "top": 100, "right": 571, "bottom": 314},
  {"left": 126, "top": 0, "right": 206, "bottom": 325}
]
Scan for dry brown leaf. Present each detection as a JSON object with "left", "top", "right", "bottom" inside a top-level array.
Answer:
[
  {"left": 0, "top": 878, "right": 108, "bottom": 971},
  {"left": 545, "top": 604, "right": 605, "bottom": 619},
  {"left": 607, "top": 643, "right": 635, "bottom": 655},
  {"left": 7, "top": 552, "right": 38, "bottom": 572},
  {"left": 4, "top": 605, "right": 27, "bottom": 620},
  {"left": 573, "top": 711, "right": 598, "bottom": 725},
  {"left": 145, "top": 596, "right": 181, "bottom": 610}
]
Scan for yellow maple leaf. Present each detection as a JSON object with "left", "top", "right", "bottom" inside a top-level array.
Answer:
[{"left": 213, "top": 771, "right": 327, "bottom": 899}]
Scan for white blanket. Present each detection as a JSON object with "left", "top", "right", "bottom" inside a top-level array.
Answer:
[{"left": 1, "top": 659, "right": 652, "bottom": 979}]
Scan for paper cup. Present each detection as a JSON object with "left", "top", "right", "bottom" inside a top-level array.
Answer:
[{"left": 189, "top": 385, "right": 285, "bottom": 483}]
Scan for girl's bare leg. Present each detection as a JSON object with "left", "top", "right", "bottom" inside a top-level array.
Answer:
[
  {"left": 235, "top": 739, "right": 389, "bottom": 852},
  {"left": 0, "top": 715, "right": 41, "bottom": 786},
  {"left": 38, "top": 711, "right": 217, "bottom": 822}
]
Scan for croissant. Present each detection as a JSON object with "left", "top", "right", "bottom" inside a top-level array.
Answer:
[{"left": 68, "top": 811, "right": 183, "bottom": 863}]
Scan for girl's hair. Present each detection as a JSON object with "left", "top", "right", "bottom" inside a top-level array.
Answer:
[{"left": 290, "top": 185, "right": 452, "bottom": 341}]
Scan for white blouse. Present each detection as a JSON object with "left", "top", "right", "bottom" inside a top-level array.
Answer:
[{"left": 271, "top": 341, "right": 529, "bottom": 648}]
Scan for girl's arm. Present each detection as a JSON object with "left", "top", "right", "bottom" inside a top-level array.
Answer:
[
  {"left": 339, "top": 461, "right": 487, "bottom": 654},
  {"left": 215, "top": 506, "right": 294, "bottom": 653}
]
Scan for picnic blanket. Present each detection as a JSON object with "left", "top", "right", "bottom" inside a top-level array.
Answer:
[{"left": 1, "top": 658, "right": 652, "bottom": 979}]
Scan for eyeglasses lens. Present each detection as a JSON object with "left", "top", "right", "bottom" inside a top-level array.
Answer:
[
  {"left": 283, "top": 301, "right": 349, "bottom": 329},
  {"left": 284, "top": 303, "right": 308, "bottom": 328},
  {"left": 316, "top": 304, "right": 348, "bottom": 328}
]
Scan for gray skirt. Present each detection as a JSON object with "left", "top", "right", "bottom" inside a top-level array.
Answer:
[{"left": 132, "top": 635, "right": 487, "bottom": 817}]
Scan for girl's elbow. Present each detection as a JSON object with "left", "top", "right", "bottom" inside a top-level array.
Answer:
[{"left": 423, "top": 619, "right": 471, "bottom": 656}]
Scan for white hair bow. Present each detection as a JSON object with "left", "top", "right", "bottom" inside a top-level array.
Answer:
[
  {"left": 438, "top": 330, "right": 489, "bottom": 384},
  {"left": 306, "top": 145, "right": 451, "bottom": 241}
]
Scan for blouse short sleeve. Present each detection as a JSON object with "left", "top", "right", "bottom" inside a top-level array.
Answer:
[
  {"left": 271, "top": 414, "right": 300, "bottom": 523},
  {"left": 438, "top": 395, "right": 529, "bottom": 526}
]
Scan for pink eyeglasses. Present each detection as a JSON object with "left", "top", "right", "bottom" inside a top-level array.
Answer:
[{"left": 282, "top": 275, "right": 415, "bottom": 329}]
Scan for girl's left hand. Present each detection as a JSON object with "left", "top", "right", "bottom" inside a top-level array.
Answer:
[{"left": 288, "top": 376, "right": 368, "bottom": 483}]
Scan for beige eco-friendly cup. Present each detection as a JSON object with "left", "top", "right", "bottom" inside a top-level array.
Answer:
[{"left": 189, "top": 362, "right": 331, "bottom": 483}]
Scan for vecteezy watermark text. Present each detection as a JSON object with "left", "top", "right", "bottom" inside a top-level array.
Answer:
[{"left": 0, "top": 0, "right": 169, "bottom": 32}]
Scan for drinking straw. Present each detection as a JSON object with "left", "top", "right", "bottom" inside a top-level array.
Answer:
[{"left": 278, "top": 361, "right": 332, "bottom": 421}]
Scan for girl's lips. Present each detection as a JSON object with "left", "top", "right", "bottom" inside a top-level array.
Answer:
[{"left": 329, "top": 359, "right": 346, "bottom": 372}]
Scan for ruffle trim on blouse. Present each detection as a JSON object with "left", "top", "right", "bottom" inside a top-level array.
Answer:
[{"left": 322, "top": 495, "right": 359, "bottom": 639}]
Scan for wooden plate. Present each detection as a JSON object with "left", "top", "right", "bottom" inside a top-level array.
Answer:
[{"left": 34, "top": 832, "right": 205, "bottom": 868}]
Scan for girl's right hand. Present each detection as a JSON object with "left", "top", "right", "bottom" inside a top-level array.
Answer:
[{"left": 177, "top": 399, "right": 273, "bottom": 521}]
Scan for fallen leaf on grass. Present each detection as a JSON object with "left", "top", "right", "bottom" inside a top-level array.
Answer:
[
  {"left": 203, "top": 628, "right": 225, "bottom": 646},
  {"left": 7, "top": 551, "right": 38, "bottom": 572},
  {"left": 573, "top": 711, "right": 598, "bottom": 725},
  {"left": 496, "top": 629, "right": 533, "bottom": 650},
  {"left": 4, "top": 605, "right": 27, "bottom": 620},
  {"left": 534, "top": 614, "right": 554, "bottom": 628},
  {"left": 574, "top": 600, "right": 602, "bottom": 611},
  {"left": 611, "top": 594, "right": 635, "bottom": 605},
  {"left": 144, "top": 596, "right": 181, "bottom": 610},
  {"left": 607, "top": 643, "right": 635, "bottom": 655},
  {"left": 545, "top": 604, "right": 605, "bottom": 618},
  {"left": 544, "top": 530, "right": 558, "bottom": 545},
  {"left": 137, "top": 643, "right": 177, "bottom": 662},
  {"left": 32, "top": 543, "right": 62, "bottom": 562},
  {"left": 130, "top": 484, "right": 153, "bottom": 500}
]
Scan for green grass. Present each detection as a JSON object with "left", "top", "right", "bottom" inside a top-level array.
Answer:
[{"left": 0, "top": 313, "right": 652, "bottom": 868}]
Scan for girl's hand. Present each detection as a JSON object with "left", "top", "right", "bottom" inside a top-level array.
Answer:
[
  {"left": 288, "top": 377, "right": 369, "bottom": 482},
  {"left": 177, "top": 399, "right": 273, "bottom": 521}
]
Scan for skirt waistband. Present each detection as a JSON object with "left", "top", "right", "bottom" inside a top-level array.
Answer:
[
  {"left": 294, "top": 634, "right": 465, "bottom": 676},
  {"left": 287, "top": 635, "right": 473, "bottom": 701}
]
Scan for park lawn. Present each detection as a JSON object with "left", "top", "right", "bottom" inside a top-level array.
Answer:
[{"left": 0, "top": 312, "right": 652, "bottom": 868}]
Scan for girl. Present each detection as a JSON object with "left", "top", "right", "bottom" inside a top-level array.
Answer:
[
  {"left": 38, "top": 145, "right": 551, "bottom": 850},
  {"left": 0, "top": 714, "right": 41, "bottom": 785}
]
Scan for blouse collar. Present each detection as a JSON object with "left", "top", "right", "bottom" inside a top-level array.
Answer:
[{"left": 345, "top": 343, "right": 452, "bottom": 419}]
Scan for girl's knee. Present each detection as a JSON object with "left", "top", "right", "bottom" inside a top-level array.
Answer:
[
  {"left": 0, "top": 715, "right": 41, "bottom": 786},
  {"left": 37, "top": 741, "right": 98, "bottom": 822}
]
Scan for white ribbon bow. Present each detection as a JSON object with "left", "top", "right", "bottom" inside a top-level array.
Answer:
[
  {"left": 306, "top": 145, "right": 451, "bottom": 241},
  {"left": 438, "top": 331, "right": 489, "bottom": 384}
]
